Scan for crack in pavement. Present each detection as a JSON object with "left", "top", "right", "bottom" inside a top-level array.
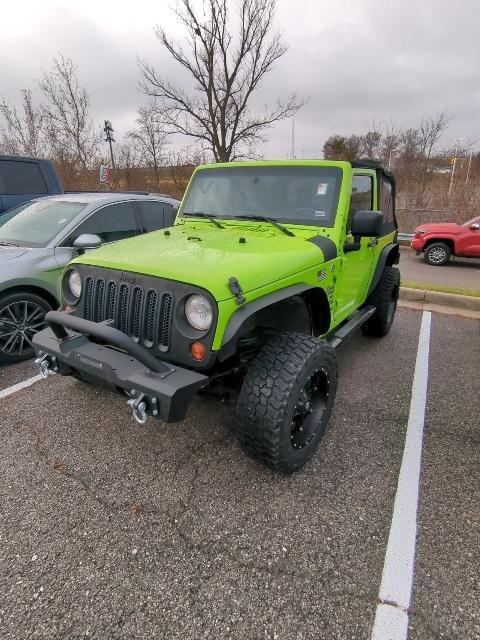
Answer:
[{"left": 18, "top": 419, "right": 374, "bottom": 605}]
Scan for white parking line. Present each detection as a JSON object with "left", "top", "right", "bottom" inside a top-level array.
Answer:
[
  {"left": 371, "top": 310, "right": 432, "bottom": 640},
  {"left": 0, "top": 374, "right": 45, "bottom": 400}
]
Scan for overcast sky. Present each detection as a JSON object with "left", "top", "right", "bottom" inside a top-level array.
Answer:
[{"left": 1, "top": 0, "right": 478, "bottom": 159}]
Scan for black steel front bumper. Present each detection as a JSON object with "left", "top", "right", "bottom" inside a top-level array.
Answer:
[{"left": 32, "top": 311, "right": 209, "bottom": 422}]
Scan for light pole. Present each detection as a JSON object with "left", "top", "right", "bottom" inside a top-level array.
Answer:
[
  {"left": 465, "top": 150, "right": 473, "bottom": 185},
  {"left": 104, "top": 120, "right": 116, "bottom": 171},
  {"left": 448, "top": 137, "right": 461, "bottom": 196},
  {"left": 291, "top": 117, "right": 296, "bottom": 159}
]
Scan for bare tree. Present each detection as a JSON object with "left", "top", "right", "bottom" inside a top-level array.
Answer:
[
  {"left": 0, "top": 90, "right": 45, "bottom": 157},
  {"left": 168, "top": 147, "right": 209, "bottom": 194},
  {"left": 116, "top": 141, "right": 142, "bottom": 190},
  {"left": 417, "top": 112, "right": 450, "bottom": 162},
  {"left": 127, "top": 104, "right": 169, "bottom": 188},
  {"left": 139, "top": 0, "right": 303, "bottom": 162},
  {"left": 360, "top": 129, "right": 383, "bottom": 159},
  {"left": 323, "top": 134, "right": 362, "bottom": 161},
  {"left": 38, "top": 55, "right": 101, "bottom": 170},
  {"left": 380, "top": 122, "right": 401, "bottom": 169}
]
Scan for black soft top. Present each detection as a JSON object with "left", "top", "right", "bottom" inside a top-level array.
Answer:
[
  {"left": 351, "top": 159, "right": 395, "bottom": 186},
  {"left": 351, "top": 159, "right": 397, "bottom": 229}
]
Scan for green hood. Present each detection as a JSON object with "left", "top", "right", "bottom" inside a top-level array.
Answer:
[{"left": 74, "top": 221, "right": 328, "bottom": 301}]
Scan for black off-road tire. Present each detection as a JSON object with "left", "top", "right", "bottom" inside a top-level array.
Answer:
[
  {"left": 235, "top": 333, "right": 337, "bottom": 473},
  {"left": 424, "top": 241, "right": 451, "bottom": 266},
  {"left": 362, "top": 266, "right": 400, "bottom": 337},
  {"left": 0, "top": 291, "right": 52, "bottom": 364}
]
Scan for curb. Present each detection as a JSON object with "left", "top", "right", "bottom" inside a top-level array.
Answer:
[{"left": 399, "top": 287, "right": 480, "bottom": 318}]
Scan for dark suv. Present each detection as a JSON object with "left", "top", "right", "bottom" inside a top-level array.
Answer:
[{"left": 0, "top": 156, "right": 63, "bottom": 214}]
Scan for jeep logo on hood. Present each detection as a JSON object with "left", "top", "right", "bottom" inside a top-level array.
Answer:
[{"left": 120, "top": 272, "right": 136, "bottom": 284}]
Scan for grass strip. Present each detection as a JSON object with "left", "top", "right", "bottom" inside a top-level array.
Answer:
[{"left": 401, "top": 279, "right": 480, "bottom": 298}]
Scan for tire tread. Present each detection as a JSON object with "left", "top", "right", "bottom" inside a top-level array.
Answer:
[
  {"left": 235, "top": 333, "right": 337, "bottom": 473},
  {"left": 362, "top": 266, "right": 400, "bottom": 337}
]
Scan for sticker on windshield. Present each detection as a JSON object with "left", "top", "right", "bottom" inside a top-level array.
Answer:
[
  {"left": 314, "top": 210, "right": 327, "bottom": 218},
  {"left": 316, "top": 182, "right": 328, "bottom": 195}
]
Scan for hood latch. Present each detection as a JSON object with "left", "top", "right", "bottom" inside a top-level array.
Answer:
[{"left": 228, "top": 276, "right": 246, "bottom": 305}]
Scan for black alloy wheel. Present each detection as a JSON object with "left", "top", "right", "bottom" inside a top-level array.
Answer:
[{"left": 291, "top": 368, "right": 330, "bottom": 450}]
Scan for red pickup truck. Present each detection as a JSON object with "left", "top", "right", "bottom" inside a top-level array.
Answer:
[{"left": 411, "top": 216, "right": 480, "bottom": 265}]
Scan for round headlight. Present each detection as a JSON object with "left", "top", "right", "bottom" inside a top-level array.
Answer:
[
  {"left": 67, "top": 269, "right": 82, "bottom": 300},
  {"left": 185, "top": 294, "right": 212, "bottom": 331}
]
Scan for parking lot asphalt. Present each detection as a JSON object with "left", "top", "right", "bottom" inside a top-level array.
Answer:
[
  {"left": 410, "top": 313, "right": 480, "bottom": 640},
  {"left": 0, "top": 308, "right": 478, "bottom": 640},
  {"left": 0, "top": 358, "right": 38, "bottom": 392},
  {"left": 399, "top": 249, "right": 480, "bottom": 291}
]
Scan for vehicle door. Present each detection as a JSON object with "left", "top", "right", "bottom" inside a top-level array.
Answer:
[
  {"left": 136, "top": 200, "right": 176, "bottom": 232},
  {"left": 54, "top": 201, "right": 141, "bottom": 275},
  {"left": 0, "top": 158, "right": 49, "bottom": 213},
  {"left": 457, "top": 217, "right": 480, "bottom": 257},
  {"left": 334, "top": 172, "right": 377, "bottom": 320}
]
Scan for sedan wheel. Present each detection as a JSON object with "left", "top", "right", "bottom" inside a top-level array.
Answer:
[{"left": 0, "top": 293, "right": 52, "bottom": 363}]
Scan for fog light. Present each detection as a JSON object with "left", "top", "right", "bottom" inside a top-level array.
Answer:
[{"left": 190, "top": 341, "right": 206, "bottom": 361}]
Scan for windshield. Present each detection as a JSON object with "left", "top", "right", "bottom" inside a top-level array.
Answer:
[
  {"left": 462, "top": 215, "right": 480, "bottom": 226},
  {"left": 0, "top": 200, "right": 86, "bottom": 247},
  {"left": 180, "top": 165, "right": 343, "bottom": 227}
]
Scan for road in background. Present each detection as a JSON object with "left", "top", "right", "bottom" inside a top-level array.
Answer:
[
  {"left": 400, "top": 249, "right": 480, "bottom": 290},
  {"left": 0, "top": 309, "right": 479, "bottom": 639}
]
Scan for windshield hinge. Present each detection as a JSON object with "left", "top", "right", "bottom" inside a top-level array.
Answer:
[{"left": 228, "top": 276, "right": 246, "bottom": 305}]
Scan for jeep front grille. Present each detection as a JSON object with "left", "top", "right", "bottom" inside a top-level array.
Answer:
[{"left": 83, "top": 276, "right": 173, "bottom": 351}]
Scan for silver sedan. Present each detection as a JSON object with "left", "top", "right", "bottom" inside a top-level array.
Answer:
[{"left": 0, "top": 192, "right": 178, "bottom": 363}]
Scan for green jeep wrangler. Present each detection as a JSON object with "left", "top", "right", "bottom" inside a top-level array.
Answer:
[{"left": 33, "top": 160, "right": 400, "bottom": 472}]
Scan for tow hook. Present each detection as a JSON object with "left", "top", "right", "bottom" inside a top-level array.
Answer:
[
  {"left": 34, "top": 353, "right": 56, "bottom": 378},
  {"left": 127, "top": 392, "right": 148, "bottom": 425}
]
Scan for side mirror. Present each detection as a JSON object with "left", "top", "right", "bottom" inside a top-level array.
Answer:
[
  {"left": 351, "top": 210, "right": 384, "bottom": 237},
  {"left": 469, "top": 223, "right": 480, "bottom": 230},
  {"left": 73, "top": 233, "right": 102, "bottom": 250}
]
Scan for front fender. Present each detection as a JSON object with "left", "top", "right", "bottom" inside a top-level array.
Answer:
[
  {"left": 423, "top": 234, "right": 457, "bottom": 251},
  {"left": 218, "top": 283, "right": 319, "bottom": 361},
  {"left": 0, "top": 275, "right": 59, "bottom": 303},
  {"left": 367, "top": 243, "right": 399, "bottom": 296}
]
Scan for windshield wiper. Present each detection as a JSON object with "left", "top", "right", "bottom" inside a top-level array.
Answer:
[
  {"left": 183, "top": 212, "right": 225, "bottom": 229},
  {"left": 0, "top": 241, "right": 19, "bottom": 247},
  {"left": 233, "top": 215, "right": 295, "bottom": 237}
]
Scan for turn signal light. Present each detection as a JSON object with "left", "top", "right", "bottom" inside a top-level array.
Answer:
[
  {"left": 64, "top": 304, "right": 74, "bottom": 313},
  {"left": 190, "top": 341, "right": 206, "bottom": 361}
]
